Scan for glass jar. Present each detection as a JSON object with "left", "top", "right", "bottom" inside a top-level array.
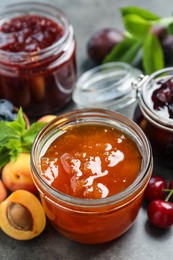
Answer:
[
  {"left": 72, "top": 62, "right": 142, "bottom": 118},
  {"left": 31, "top": 108, "right": 153, "bottom": 244},
  {"left": 0, "top": 2, "right": 76, "bottom": 117},
  {"left": 133, "top": 68, "right": 173, "bottom": 164}
]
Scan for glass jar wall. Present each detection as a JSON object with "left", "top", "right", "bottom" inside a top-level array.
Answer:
[
  {"left": 133, "top": 68, "right": 173, "bottom": 164},
  {"left": 0, "top": 2, "right": 76, "bottom": 117},
  {"left": 31, "top": 108, "right": 153, "bottom": 244}
]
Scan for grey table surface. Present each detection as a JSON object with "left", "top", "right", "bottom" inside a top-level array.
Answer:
[{"left": 0, "top": 0, "right": 173, "bottom": 259}]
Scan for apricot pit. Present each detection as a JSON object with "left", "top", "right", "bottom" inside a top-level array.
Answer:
[
  {"left": 7, "top": 202, "right": 33, "bottom": 231},
  {"left": 0, "top": 190, "right": 46, "bottom": 240}
]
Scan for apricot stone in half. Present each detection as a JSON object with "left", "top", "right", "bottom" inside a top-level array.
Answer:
[{"left": 0, "top": 190, "right": 46, "bottom": 240}]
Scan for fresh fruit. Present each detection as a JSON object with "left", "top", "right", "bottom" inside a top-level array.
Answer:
[
  {"left": 2, "top": 153, "right": 37, "bottom": 193},
  {"left": 144, "top": 176, "right": 167, "bottom": 202},
  {"left": 37, "top": 114, "right": 57, "bottom": 123},
  {"left": 151, "top": 25, "right": 166, "bottom": 41},
  {"left": 87, "top": 28, "right": 124, "bottom": 64},
  {"left": 169, "top": 180, "right": 173, "bottom": 189},
  {"left": 0, "top": 190, "right": 46, "bottom": 240},
  {"left": 161, "top": 34, "right": 173, "bottom": 64},
  {"left": 92, "top": 6, "right": 173, "bottom": 74},
  {"left": 169, "top": 180, "right": 173, "bottom": 200},
  {"left": 0, "top": 99, "right": 17, "bottom": 121},
  {"left": 0, "top": 180, "right": 8, "bottom": 202},
  {"left": 144, "top": 176, "right": 173, "bottom": 228},
  {"left": 147, "top": 200, "right": 173, "bottom": 228}
]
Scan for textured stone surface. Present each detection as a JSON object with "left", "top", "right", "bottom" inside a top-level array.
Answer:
[{"left": 0, "top": 0, "right": 173, "bottom": 259}]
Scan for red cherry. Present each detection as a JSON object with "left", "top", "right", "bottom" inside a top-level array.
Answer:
[
  {"left": 169, "top": 180, "right": 173, "bottom": 189},
  {"left": 144, "top": 176, "right": 167, "bottom": 202},
  {"left": 169, "top": 180, "right": 173, "bottom": 200},
  {"left": 147, "top": 200, "right": 173, "bottom": 228}
]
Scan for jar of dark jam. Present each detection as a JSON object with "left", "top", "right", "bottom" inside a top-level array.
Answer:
[
  {"left": 0, "top": 2, "right": 76, "bottom": 117},
  {"left": 133, "top": 68, "right": 173, "bottom": 164}
]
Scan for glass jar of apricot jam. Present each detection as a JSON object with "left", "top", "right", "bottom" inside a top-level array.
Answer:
[
  {"left": 0, "top": 2, "right": 76, "bottom": 117},
  {"left": 133, "top": 68, "right": 173, "bottom": 164},
  {"left": 31, "top": 108, "right": 153, "bottom": 244}
]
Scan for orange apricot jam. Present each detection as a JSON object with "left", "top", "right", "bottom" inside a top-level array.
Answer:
[
  {"left": 31, "top": 109, "right": 152, "bottom": 244},
  {"left": 40, "top": 124, "right": 142, "bottom": 200}
]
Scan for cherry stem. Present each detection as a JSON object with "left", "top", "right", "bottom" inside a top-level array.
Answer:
[{"left": 163, "top": 188, "right": 173, "bottom": 202}]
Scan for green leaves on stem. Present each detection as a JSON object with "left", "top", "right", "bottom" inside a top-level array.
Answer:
[
  {"left": 103, "top": 36, "right": 143, "bottom": 64},
  {"left": 103, "top": 6, "right": 173, "bottom": 74},
  {"left": 0, "top": 108, "right": 46, "bottom": 168},
  {"left": 143, "top": 34, "right": 164, "bottom": 74}
]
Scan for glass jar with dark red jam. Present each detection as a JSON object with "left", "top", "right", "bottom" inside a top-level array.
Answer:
[
  {"left": 133, "top": 68, "right": 173, "bottom": 163},
  {"left": 0, "top": 2, "right": 76, "bottom": 117}
]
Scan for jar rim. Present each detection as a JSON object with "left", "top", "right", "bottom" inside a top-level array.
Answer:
[
  {"left": 31, "top": 108, "right": 153, "bottom": 208},
  {"left": 140, "top": 67, "right": 173, "bottom": 129},
  {"left": 0, "top": 1, "right": 71, "bottom": 63},
  {"left": 72, "top": 62, "right": 142, "bottom": 110}
]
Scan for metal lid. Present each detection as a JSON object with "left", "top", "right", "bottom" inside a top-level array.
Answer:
[{"left": 72, "top": 62, "right": 142, "bottom": 110}]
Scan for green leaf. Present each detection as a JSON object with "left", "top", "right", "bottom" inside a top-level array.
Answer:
[
  {"left": 167, "top": 22, "right": 173, "bottom": 35},
  {"left": 22, "top": 121, "right": 46, "bottom": 145},
  {"left": 156, "top": 17, "right": 173, "bottom": 29},
  {"left": 0, "top": 108, "right": 46, "bottom": 166},
  {"left": 143, "top": 34, "right": 164, "bottom": 74},
  {"left": 123, "top": 14, "right": 152, "bottom": 37},
  {"left": 0, "top": 122, "right": 19, "bottom": 144},
  {"left": 7, "top": 139, "right": 22, "bottom": 161},
  {"left": 7, "top": 108, "right": 26, "bottom": 134},
  {"left": 0, "top": 147, "right": 10, "bottom": 168},
  {"left": 121, "top": 6, "right": 160, "bottom": 21},
  {"left": 103, "top": 37, "right": 142, "bottom": 64}
]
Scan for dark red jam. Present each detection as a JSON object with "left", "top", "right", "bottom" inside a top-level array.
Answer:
[
  {"left": 0, "top": 15, "right": 64, "bottom": 52},
  {"left": 152, "top": 77, "right": 173, "bottom": 118},
  {"left": 0, "top": 14, "right": 76, "bottom": 117},
  {"left": 134, "top": 105, "right": 173, "bottom": 166},
  {"left": 134, "top": 77, "right": 173, "bottom": 164}
]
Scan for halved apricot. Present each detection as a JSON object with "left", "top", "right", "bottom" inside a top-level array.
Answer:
[{"left": 0, "top": 190, "right": 46, "bottom": 240}]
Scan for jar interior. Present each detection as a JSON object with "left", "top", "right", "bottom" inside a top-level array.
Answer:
[
  {"left": 141, "top": 68, "right": 173, "bottom": 128},
  {"left": 31, "top": 109, "right": 152, "bottom": 207},
  {"left": 72, "top": 62, "right": 142, "bottom": 110},
  {"left": 0, "top": 2, "right": 70, "bottom": 63}
]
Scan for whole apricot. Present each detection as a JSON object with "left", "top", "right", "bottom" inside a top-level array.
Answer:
[
  {"left": 0, "top": 180, "right": 8, "bottom": 202},
  {"left": 2, "top": 153, "right": 37, "bottom": 193},
  {"left": 0, "top": 190, "right": 46, "bottom": 240},
  {"left": 37, "top": 114, "right": 57, "bottom": 123}
]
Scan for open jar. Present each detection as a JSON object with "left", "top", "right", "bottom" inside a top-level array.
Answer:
[
  {"left": 0, "top": 2, "right": 76, "bottom": 117},
  {"left": 133, "top": 68, "right": 173, "bottom": 163},
  {"left": 72, "top": 62, "right": 142, "bottom": 118},
  {"left": 31, "top": 108, "right": 153, "bottom": 244}
]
